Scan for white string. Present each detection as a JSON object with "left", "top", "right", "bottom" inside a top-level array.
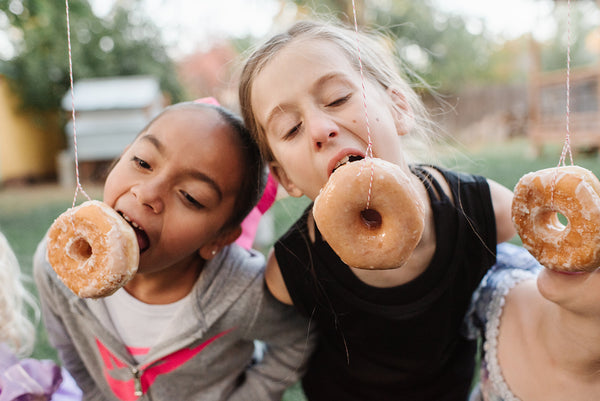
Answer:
[
  {"left": 65, "top": 0, "right": 91, "bottom": 207},
  {"left": 551, "top": 0, "right": 574, "bottom": 206},
  {"left": 557, "top": 0, "right": 574, "bottom": 168},
  {"left": 351, "top": 0, "right": 375, "bottom": 210}
]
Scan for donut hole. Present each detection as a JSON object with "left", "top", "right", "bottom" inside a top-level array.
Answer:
[
  {"left": 69, "top": 237, "right": 93, "bottom": 261},
  {"left": 548, "top": 211, "right": 569, "bottom": 232},
  {"left": 360, "top": 208, "right": 382, "bottom": 229},
  {"left": 556, "top": 212, "right": 569, "bottom": 227},
  {"left": 538, "top": 210, "right": 569, "bottom": 233}
]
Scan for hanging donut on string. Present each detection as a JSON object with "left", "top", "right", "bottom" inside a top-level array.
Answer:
[
  {"left": 311, "top": 0, "right": 426, "bottom": 270},
  {"left": 45, "top": 0, "right": 139, "bottom": 299},
  {"left": 511, "top": 0, "right": 600, "bottom": 272},
  {"left": 512, "top": 166, "right": 600, "bottom": 272}
]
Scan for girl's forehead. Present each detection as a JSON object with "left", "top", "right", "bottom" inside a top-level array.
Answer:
[
  {"left": 252, "top": 39, "right": 359, "bottom": 102},
  {"left": 149, "top": 109, "right": 224, "bottom": 138},
  {"left": 279, "top": 37, "right": 349, "bottom": 61},
  {"left": 256, "top": 38, "right": 357, "bottom": 87},
  {"left": 138, "top": 109, "right": 239, "bottom": 154}
]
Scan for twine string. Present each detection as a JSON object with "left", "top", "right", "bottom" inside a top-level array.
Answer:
[
  {"left": 551, "top": 0, "right": 574, "bottom": 206},
  {"left": 351, "top": 0, "right": 375, "bottom": 210},
  {"left": 65, "top": 0, "right": 91, "bottom": 207},
  {"left": 558, "top": 0, "right": 574, "bottom": 168}
]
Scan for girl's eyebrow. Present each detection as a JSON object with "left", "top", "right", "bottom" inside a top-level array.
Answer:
[
  {"left": 265, "top": 105, "right": 286, "bottom": 129},
  {"left": 139, "top": 133, "right": 223, "bottom": 201},
  {"left": 140, "top": 134, "right": 164, "bottom": 154},
  {"left": 184, "top": 169, "right": 223, "bottom": 201}
]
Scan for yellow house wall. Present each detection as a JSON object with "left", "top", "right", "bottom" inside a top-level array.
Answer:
[{"left": 0, "top": 76, "right": 63, "bottom": 182}]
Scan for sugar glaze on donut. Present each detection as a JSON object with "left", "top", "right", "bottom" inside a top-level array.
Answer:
[
  {"left": 512, "top": 166, "right": 600, "bottom": 272},
  {"left": 47, "top": 200, "right": 139, "bottom": 298},
  {"left": 313, "top": 158, "right": 425, "bottom": 270}
]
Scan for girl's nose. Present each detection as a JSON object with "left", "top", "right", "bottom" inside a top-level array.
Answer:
[
  {"left": 132, "top": 181, "right": 164, "bottom": 214},
  {"left": 309, "top": 114, "right": 338, "bottom": 150}
]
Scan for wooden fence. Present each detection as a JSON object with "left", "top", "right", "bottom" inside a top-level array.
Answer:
[{"left": 528, "top": 41, "right": 600, "bottom": 155}]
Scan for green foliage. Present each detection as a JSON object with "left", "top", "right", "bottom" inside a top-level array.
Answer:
[
  {"left": 540, "top": 2, "right": 599, "bottom": 72},
  {"left": 0, "top": 0, "right": 184, "bottom": 113},
  {"left": 277, "top": 0, "right": 600, "bottom": 92},
  {"left": 282, "top": 0, "right": 505, "bottom": 92}
]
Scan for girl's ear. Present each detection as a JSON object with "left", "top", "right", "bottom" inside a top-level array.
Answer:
[
  {"left": 387, "top": 87, "right": 413, "bottom": 136},
  {"left": 198, "top": 226, "right": 242, "bottom": 260},
  {"left": 269, "top": 161, "right": 304, "bottom": 198}
]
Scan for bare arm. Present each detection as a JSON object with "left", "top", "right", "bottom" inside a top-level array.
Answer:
[
  {"left": 487, "top": 179, "right": 517, "bottom": 243},
  {"left": 264, "top": 249, "right": 294, "bottom": 305}
]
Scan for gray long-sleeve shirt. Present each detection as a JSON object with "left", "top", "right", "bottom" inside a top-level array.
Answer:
[{"left": 34, "top": 238, "right": 314, "bottom": 401}]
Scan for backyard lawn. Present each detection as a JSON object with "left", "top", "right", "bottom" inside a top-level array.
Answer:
[{"left": 0, "top": 138, "right": 598, "bottom": 399}]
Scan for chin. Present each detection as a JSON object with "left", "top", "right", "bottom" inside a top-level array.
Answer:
[{"left": 536, "top": 267, "right": 589, "bottom": 305}]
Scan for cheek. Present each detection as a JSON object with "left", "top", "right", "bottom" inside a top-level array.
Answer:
[
  {"left": 161, "top": 214, "right": 215, "bottom": 254},
  {"left": 102, "top": 173, "right": 118, "bottom": 205},
  {"left": 102, "top": 161, "right": 131, "bottom": 203}
]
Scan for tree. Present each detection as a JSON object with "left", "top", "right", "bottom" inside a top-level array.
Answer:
[
  {"left": 284, "top": 0, "right": 503, "bottom": 92},
  {"left": 278, "top": 0, "right": 599, "bottom": 92},
  {"left": 0, "top": 0, "right": 184, "bottom": 113},
  {"left": 540, "top": 1, "right": 599, "bottom": 71}
]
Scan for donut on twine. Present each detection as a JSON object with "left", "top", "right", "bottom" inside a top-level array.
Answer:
[
  {"left": 511, "top": 165, "right": 600, "bottom": 272},
  {"left": 47, "top": 200, "right": 139, "bottom": 298},
  {"left": 313, "top": 158, "right": 425, "bottom": 270}
]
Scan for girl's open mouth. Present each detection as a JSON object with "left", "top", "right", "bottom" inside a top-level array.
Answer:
[
  {"left": 332, "top": 154, "right": 363, "bottom": 174},
  {"left": 120, "top": 212, "right": 150, "bottom": 253}
]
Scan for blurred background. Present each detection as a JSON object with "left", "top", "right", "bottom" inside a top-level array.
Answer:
[
  {"left": 0, "top": 1, "right": 599, "bottom": 397},
  {"left": 1, "top": 0, "right": 599, "bottom": 185}
]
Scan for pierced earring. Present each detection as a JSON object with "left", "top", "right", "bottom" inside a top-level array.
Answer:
[{"left": 211, "top": 249, "right": 217, "bottom": 256}]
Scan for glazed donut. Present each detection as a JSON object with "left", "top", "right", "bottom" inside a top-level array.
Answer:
[
  {"left": 512, "top": 165, "right": 600, "bottom": 272},
  {"left": 47, "top": 200, "right": 139, "bottom": 298},
  {"left": 313, "top": 158, "right": 425, "bottom": 270}
]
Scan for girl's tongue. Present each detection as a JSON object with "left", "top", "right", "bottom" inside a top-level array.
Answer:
[{"left": 133, "top": 227, "right": 150, "bottom": 252}]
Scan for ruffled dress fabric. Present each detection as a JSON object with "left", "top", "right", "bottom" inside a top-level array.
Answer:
[
  {"left": 465, "top": 243, "right": 542, "bottom": 401},
  {"left": 0, "top": 343, "right": 81, "bottom": 401}
]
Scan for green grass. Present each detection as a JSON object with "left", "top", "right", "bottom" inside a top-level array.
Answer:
[
  {"left": 0, "top": 138, "right": 597, "bottom": 399},
  {"left": 0, "top": 185, "right": 104, "bottom": 362}
]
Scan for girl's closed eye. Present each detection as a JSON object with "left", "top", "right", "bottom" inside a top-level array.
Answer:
[
  {"left": 284, "top": 122, "right": 302, "bottom": 140},
  {"left": 132, "top": 156, "right": 152, "bottom": 170},
  {"left": 327, "top": 94, "right": 351, "bottom": 107},
  {"left": 180, "top": 190, "right": 204, "bottom": 209}
]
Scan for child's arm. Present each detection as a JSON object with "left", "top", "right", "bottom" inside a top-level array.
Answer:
[
  {"left": 265, "top": 250, "right": 294, "bottom": 305},
  {"left": 228, "top": 275, "right": 315, "bottom": 401},
  {"left": 487, "top": 179, "right": 517, "bottom": 243}
]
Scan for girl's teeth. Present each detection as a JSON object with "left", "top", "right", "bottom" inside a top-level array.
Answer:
[
  {"left": 122, "top": 214, "right": 141, "bottom": 230},
  {"left": 335, "top": 156, "right": 350, "bottom": 170}
]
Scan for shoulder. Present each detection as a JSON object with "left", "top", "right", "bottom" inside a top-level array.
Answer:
[
  {"left": 213, "top": 243, "right": 266, "bottom": 277},
  {"left": 265, "top": 250, "right": 293, "bottom": 305},
  {"left": 197, "top": 244, "right": 267, "bottom": 306},
  {"left": 413, "top": 164, "right": 490, "bottom": 202},
  {"left": 272, "top": 208, "right": 314, "bottom": 273},
  {"left": 465, "top": 243, "right": 540, "bottom": 334},
  {"left": 32, "top": 236, "right": 81, "bottom": 308},
  {"left": 494, "top": 243, "right": 542, "bottom": 274},
  {"left": 424, "top": 164, "right": 487, "bottom": 185},
  {"left": 33, "top": 236, "right": 59, "bottom": 288},
  {"left": 473, "top": 244, "right": 540, "bottom": 313}
]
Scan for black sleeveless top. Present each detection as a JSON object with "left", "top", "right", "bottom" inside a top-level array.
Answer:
[{"left": 274, "top": 165, "right": 497, "bottom": 401}]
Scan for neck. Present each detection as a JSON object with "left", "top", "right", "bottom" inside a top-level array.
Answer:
[
  {"left": 124, "top": 254, "right": 204, "bottom": 304},
  {"left": 539, "top": 302, "right": 600, "bottom": 378}
]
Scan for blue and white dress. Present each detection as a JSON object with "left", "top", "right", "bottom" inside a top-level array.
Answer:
[{"left": 464, "top": 243, "right": 542, "bottom": 401}]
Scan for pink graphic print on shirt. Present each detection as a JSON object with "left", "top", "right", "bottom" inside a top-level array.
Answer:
[{"left": 96, "top": 329, "right": 234, "bottom": 400}]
